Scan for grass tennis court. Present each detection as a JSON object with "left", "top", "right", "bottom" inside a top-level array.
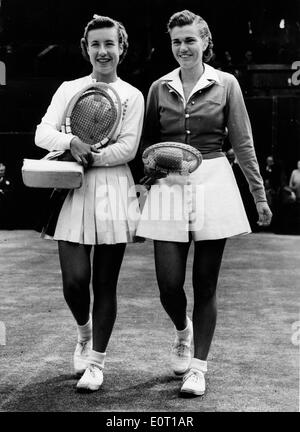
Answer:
[{"left": 0, "top": 230, "right": 299, "bottom": 412}]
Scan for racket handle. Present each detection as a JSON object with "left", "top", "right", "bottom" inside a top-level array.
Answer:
[{"left": 140, "top": 175, "right": 156, "bottom": 186}]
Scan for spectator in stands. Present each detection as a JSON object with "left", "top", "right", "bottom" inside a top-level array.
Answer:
[
  {"left": 262, "top": 155, "right": 286, "bottom": 204},
  {"left": 243, "top": 50, "right": 255, "bottom": 66},
  {"left": 262, "top": 155, "right": 288, "bottom": 232},
  {"left": 275, "top": 161, "right": 300, "bottom": 234},
  {"left": 0, "top": 163, "right": 15, "bottom": 229},
  {"left": 221, "top": 50, "right": 240, "bottom": 79},
  {"left": 289, "top": 160, "right": 300, "bottom": 203},
  {"left": 237, "top": 49, "right": 257, "bottom": 94}
]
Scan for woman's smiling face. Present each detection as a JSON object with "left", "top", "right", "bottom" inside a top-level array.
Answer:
[
  {"left": 170, "top": 22, "right": 208, "bottom": 71},
  {"left": 87, "top": 26, "right": 123, "bottom": 82}
]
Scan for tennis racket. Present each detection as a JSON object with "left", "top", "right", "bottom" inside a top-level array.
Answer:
[
  {"left": 57, "top": 82, "right": 122, "bottom": 161},
  {"left": 140, "top": 142, "right": 202, "bottom": 186}
]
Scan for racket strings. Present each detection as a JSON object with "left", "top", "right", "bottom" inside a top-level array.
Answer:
[
  {"left": 70, "top": 90, "right": 118, "bottom": 145},
  {"left": 155, "top": 148, "right": 183, "bottom": 170},
  {"left": 146, "top": 148, "right": 199, "bottom": 174}
]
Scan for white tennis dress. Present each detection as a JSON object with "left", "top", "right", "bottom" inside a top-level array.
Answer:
[{"left": 35, "top": 75, "right": 144, "bottom": 245}]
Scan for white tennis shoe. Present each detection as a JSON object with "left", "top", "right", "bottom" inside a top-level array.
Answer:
[
  {"left": 180, "top": 368, "right": 205, "bottom": 396},
  {"left": 171, "top": 317, "right": 193, "bottom": 375},
  {"left": 73, "top": 340, "right": 92, "bottom": 376},
  {"left": 76, "top": 364, "right": 103, "bottom": 392}
]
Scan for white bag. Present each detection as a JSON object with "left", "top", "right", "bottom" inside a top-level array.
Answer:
[{"left": 22, "top": 158, "right": 84, "bottom": 189}]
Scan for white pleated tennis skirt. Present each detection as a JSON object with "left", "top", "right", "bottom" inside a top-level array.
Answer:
[
  {"left": 53, "top": 164, "right": 140, "bottom": 245},
  {"left": 136, "top": 156, "right": 251, "bottom": 242}
]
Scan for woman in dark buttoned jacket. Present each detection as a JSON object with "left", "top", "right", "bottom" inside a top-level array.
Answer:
[{"left": 136, "top": 9, "right": 272, "bottom": 396}]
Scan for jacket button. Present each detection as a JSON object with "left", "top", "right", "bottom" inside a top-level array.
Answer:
[
  {"left": 186, "top": 130, "right": 191, "bottom": 134},
  {"left": 185, "top": 113, "right": 190, "bottom": 118}
]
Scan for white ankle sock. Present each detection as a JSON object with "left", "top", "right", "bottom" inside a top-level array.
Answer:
[
  {"left": 77, "top": 314, "right": 92, "bottom": 342},
  {"left": 88, "top": 350, "right": 106, "bottom": 369},
  {"left": 176, "top": 317, "right": 192, "bottom": 342},
  {"left": 190, "top": 357, "right": 207, "bottom": 374}
]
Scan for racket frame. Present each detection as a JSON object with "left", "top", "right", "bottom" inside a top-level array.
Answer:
[
  {"left": 61, "top": 82, "right": 122, "bottom": 148},
  {"left": 141, "top": 142, "right": 202, "bottom": 186},
  {"left": 142, "top": 142, "right": 202, "bottom": 172}
]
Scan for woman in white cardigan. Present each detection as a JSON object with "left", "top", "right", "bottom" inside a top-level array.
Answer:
[{"left": 35, "top": 14, "right": 144, "bottom": 392}]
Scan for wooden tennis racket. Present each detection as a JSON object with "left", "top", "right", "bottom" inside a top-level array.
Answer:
[
  {"left": 57, "top": 82, "right": 122, "bottom": 161},
  {"left": 140, "top": 142, "right": 202, "bottom": 186}
]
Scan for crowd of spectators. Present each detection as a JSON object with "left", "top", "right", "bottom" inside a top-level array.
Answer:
[{"left": 225, "top": 151, "right": 300, "bottom": 234}]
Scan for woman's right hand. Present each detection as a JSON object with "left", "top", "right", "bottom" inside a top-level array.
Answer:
[{"left": 70, "top": 137, "right": 95, "bottom": 168}]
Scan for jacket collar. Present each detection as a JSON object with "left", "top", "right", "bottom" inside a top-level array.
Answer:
[{"left": 160, "top": 63, "right": 220, "bottom": 100}]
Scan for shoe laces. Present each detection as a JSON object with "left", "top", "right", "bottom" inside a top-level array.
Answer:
[
  {"left": 87, "top": 364, "right": 101, "bottom": 378},
  {"left": 183, "top": 369, "right": 204, "bottom": 383}
]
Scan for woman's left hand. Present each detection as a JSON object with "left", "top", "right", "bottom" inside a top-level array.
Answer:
[{"left": 256, "top": 201, "right": 273, "bottom": 226}]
